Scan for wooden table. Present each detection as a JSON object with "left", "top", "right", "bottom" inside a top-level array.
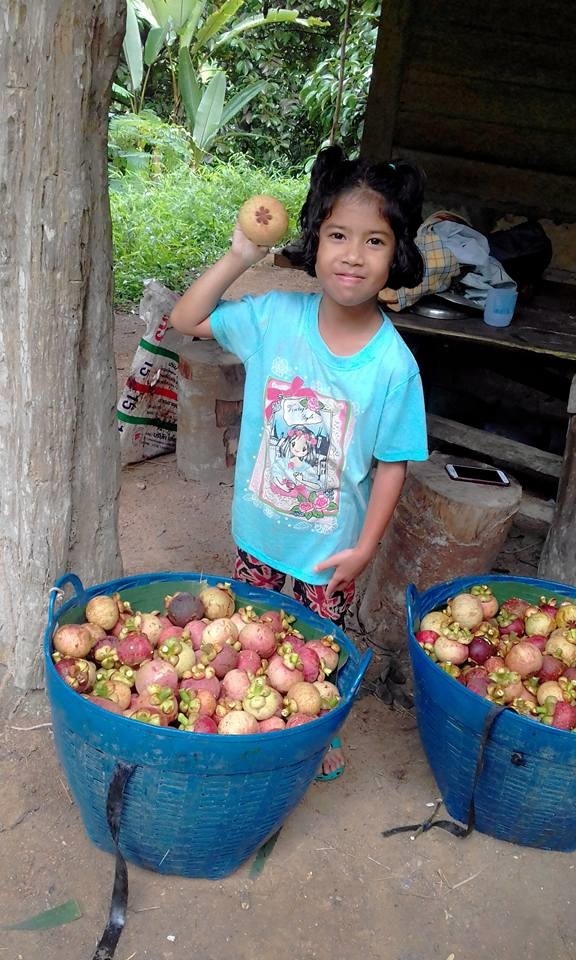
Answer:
[
  {"left": 389, "top": 280, "right": 576, "bottom": 584},
  {"left": 390, "top": 280, "right": 576, "bottom": 361}
]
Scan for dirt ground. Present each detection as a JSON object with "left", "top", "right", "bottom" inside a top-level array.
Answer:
[{"left": 1, "top": 259, "right": 574, "bottom": 960}]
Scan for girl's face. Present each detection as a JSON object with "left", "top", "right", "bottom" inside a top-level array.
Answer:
[{"left": 315, "top": 189, "right": 396, "bottom": 308}]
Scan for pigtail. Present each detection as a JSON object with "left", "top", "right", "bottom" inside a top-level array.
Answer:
[
  {"left": 304, "top": 145, "right": 346, "bottom": 213},
  {"left": 294, "top": 145, "right": 348, "bottom": 275},
  {"left": 382, "top": 158, "right": 426, "bottom": 289},
  {"left": 387, "top": 159, "right": 425, "bottom": 235}
]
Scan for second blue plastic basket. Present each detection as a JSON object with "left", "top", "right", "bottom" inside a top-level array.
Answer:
[
  {"left": 44, "top": 571, "right": 371, "bottom": 878},
  {"left": 406, "top": 573, "right": 576, "bottom": 851}
]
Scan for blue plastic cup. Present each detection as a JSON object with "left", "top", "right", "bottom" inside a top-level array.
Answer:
[{"left": 483, "top": 283, "right": 518, "bottom": 327}]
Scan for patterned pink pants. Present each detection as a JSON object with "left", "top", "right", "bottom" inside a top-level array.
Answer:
[{"left": 234, "top": 548, "right": 355, "bottom": 627}]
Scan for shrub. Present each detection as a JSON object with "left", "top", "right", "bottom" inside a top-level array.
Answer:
[{"left": 110, "top": 157, "right": 308, "bottom": 304}]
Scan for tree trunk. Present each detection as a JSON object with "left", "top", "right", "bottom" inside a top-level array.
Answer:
[{"left": 0, "top": 0, "right": 126, "bottom": 688}]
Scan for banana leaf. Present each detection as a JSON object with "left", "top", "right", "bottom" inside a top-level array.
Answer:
[
  {"left": 143, "top": 0, "right": 198, "bottom": 31},
  {"left": 178, "top": 46, "right": 202, "bottom": 126},
  {"left": 112, "top": 82, "right": 133, "bottom": 106},
  {"left": 123, "top": 0, "right": 144, "bottom": 92},
  {"left": 211, "top": 11, "right": 329, "bottom": 51},
  {"left": 179, "top": 0, "right": 212, "bottom": 49},
  {"left": 220, "top": 79, "right": 267, "bottom": 128},
  {"left": 192, "top": 71, "right": 226, "bottom": 151},
  {"left": 144, "top": 23, "right": 170, "bottom": 66},
  {"left": 191, "top": 0, "right": 244, "bottom": 52},
  {"left": 132, "top": 0, "right": 159, "bottom": 26}
]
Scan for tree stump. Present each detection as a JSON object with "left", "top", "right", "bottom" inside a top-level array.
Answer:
[
  {"left": 177, "top": 341, "right": 245, "bottom": 483},
  {"left": 358, "top": 451, "right": 523, "bottom": 650}
]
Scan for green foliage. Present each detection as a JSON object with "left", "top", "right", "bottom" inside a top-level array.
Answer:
[
  {"left": 116, "top": 0, "right": 327, "bottom": 164},
  {"left": 115, "top": 0, "right": 379, "bottom": 167},
  {"left": 210, "top": 0, "right": 377, "bottom": 167},
  {"left": 110, "top": 158, "right": 308, "bottom": 304},
  {"left": 108, "top": 110, "right": 193, "bottom": 175},
  {"left": 123, "top": 0, "right": 144, "bottom": 98},
  {"left": 300, "top": 0, "right": 379, "bottom": 153},
  {"left": 109, "top": 1, "right": 380, "bottom": 304}
]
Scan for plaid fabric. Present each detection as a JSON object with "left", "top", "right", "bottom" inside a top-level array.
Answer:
[{"left": 379, "top": 211, "right": 462, "bottom": 312}]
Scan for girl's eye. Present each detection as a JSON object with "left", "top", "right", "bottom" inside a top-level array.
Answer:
[
  {"left": 368, "top": 237, "right": 385, "bottom": 246},
  {"left": 329, "top": 231, "right": 345, "bottom": 240}
]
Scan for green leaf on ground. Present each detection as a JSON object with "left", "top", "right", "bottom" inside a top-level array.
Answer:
[
  {"left": 3, "top": 899, "right": 82, "bottom": 930},
  {"left": 249, "top": 828, "right": 282, "bottom": 878}
]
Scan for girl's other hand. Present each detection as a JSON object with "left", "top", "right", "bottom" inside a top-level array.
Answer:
[
  {"left": 231, "top": 223, "right": 269, "bottom": 267},
  {"left": 315, "top": 546, "right": 372, "bottom": 598}
]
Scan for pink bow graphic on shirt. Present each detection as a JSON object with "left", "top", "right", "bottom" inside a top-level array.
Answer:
[{"left": 264, "top": 377, "right": 319, "bottom": 421}]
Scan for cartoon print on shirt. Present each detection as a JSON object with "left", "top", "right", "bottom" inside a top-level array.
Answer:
[
  {"left": 272, "top": 425, "right": 324, "bottom": 493},
  {"left": 248, "top": 375, "right": 352, "bottom": 523}
]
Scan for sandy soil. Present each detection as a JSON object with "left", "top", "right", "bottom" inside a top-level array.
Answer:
[{"left": 2, "top": 259, "right": 572, "bottom": 960}]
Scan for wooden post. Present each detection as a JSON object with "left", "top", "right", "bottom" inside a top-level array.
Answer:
[
  {"left": 358, "top": 452, "right": 522, "bottom": 649},
  {"left": 538, "top": 373, "right": 576, "bottom": 584},
  {"left": 360, "top": 0, "right": 413, "bottom": 159},
  {"left": 176, "top": 341, "right": 245, "bottom": 484}
]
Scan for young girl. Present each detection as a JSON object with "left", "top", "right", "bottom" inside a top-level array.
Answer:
[{"left": 171, "top": 145, "right": 429, "bottom": 778}]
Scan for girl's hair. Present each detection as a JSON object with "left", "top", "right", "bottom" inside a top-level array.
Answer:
[{"left": 292, "top": 144, "right": 425, "bottom": 289}]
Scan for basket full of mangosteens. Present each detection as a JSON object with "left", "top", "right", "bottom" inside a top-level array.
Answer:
[
  {"left": 44, "top": 570, "right": 371, "bottom": 879},
  {"left": 406, "top": 573, "right": 576, "bottom": 851}
]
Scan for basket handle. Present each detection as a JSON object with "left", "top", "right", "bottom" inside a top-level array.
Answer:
[
  {"left": 405, "top": 583, "right": 420, "bottom": 635},
  {"left": 47, "top": 573, "right": 86, "bottom": 622}
]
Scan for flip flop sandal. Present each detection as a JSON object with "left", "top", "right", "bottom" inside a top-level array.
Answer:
[{"left": 314, "top": 736, "right": 344, "bottom": 782}]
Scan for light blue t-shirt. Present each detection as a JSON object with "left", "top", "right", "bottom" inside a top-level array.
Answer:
[{"left": 210, "top": 290, "right": 428, "bottom": 584}]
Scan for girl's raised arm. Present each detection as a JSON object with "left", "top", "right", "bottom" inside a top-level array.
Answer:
[{"left": 170, "top": 226, "right": 268, "bottom": 338}]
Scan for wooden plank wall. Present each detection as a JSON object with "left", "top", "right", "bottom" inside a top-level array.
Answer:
[{"left": 362, "top": 0, "right": 576, "bottom": 221}]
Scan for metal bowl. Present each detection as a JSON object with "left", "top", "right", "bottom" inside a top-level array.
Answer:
[{"left": 409, "top": 295, "right": 475, "bottom": 320}]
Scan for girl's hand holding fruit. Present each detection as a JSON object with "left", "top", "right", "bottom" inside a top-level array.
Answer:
[
  {"left": 230, "top": 223, "right": 270, "bottom": 267},
  {"left": 237, "top": 194, "right": 288, "bottom": 246},
  {"left": 231, "top": 194, "right": 289, "bottom": 265}
]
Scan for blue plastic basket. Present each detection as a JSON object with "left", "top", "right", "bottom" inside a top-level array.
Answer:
[
  {"left": 406, "top": 573, "right": 576, "bottom": 851},
  {"left": 44, "top": 571, "right": 371, "bottom": 878}
]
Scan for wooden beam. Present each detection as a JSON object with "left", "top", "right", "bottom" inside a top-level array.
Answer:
[
  {"left": 395, "top": 149, "right": 576, "bottom": 222},
  {"left": 517, "top": 494, "right": 554, "bottom": 527},
  {"left": 427, "top": 413, "right": 562, "bottom": 479},
  {"left": 360, "top": 0, "right": 413, "bottom": 160}
]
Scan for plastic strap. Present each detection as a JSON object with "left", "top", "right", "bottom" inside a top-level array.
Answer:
[
  {"left": 381, "top": 703, "right": 507, "bottom": 840},
  {"left": 47, "top": 573, "right": 85, "bottom": 622},
  {"left": 405, "top": 583, "right": 420, "bottom": 636},
  {"left": 92, "top": 762, "right": 137, "bottom": 960}
]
